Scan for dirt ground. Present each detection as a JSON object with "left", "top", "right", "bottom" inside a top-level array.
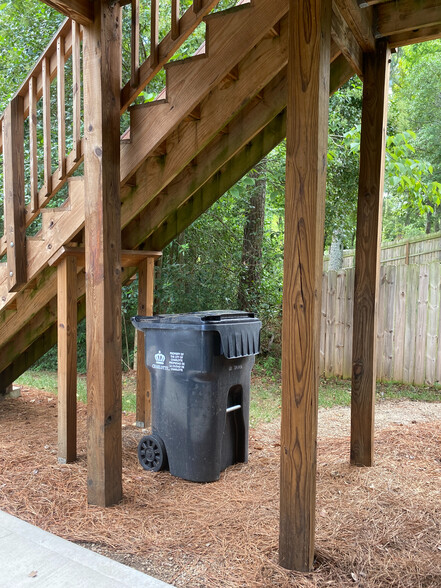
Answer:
[{"left": 0, "top": 385, "right": 440, "bottom": 587}]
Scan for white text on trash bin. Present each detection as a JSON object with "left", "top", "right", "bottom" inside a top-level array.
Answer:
[{"left": 152, "top": 351, "right": 185, "bottom": 371}]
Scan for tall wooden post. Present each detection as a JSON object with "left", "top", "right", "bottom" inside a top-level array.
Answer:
[
  {"left": 83, "top": 0, "right": 123, "bottom": 506},
  {"left": 351, "top": 41, "right": 390, "bottom": 467},
  {"left": 57, "top": 255, "right": 77, "bottom": 463},
  {"left": 136, "top": 257, "right": 155, "bottom": 428},
  {"left": 279, "top": 0, "right": 331, "bottom": 572}
]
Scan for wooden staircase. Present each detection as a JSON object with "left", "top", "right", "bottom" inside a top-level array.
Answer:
[{"left": 0, "top": 0, "right": 351, "bottom": 390}]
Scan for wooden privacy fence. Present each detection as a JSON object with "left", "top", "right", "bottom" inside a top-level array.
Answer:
[
  {"left": 320, "top": 261, "right": 441, "bottom": 386},
  {"left": 323, "top": 232, "right": 441, "bottom": 271}
]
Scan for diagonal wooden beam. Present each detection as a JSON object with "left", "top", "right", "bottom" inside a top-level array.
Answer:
[
  {"left": 333, "top": 0, "right": 375, "bottom": 51},
  {"left": 332, "top": 3, "right": 363, "bottom": 77},
  {"left": 375, "top": 0, "right": 441, "bottom": 39},
  {"left": 39, "top": 0, "right": 94, "bottom": 26}
]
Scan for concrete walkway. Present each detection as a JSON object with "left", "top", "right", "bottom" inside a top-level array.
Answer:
[{"left": 0, "top": 510, "right": 173, "bottom": 587}]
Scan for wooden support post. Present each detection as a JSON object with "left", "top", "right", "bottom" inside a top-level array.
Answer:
[
  {"left": 3, "top": 96, "right": 26, "bottom": 292},
  {"left": 136, "top": 257, "right": 155, "bottom": 428},
  {"left": 57, "top": 256, "right": 77, "bottom": 464},
  {"left": 84, "top": 0, "right": 123, "bottom": 506},
  {"left": 351, "top": 40, "right": 390, "bottom": 467},
  {"left": 279, "top": 0, "right": 331, "bottom": 572}
]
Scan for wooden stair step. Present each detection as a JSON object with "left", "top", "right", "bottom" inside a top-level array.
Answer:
[{"left": 121, "top": 0, "right": 287, "bottom": 186}]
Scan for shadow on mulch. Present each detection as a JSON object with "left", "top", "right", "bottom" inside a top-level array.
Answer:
[{"left": 1, "top": 386, "right": 440, "bottom": 587}]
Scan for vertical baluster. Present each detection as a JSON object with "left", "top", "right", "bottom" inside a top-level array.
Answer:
[
  {"left": 171, "top": 0, "right": 180, "bottom": 40},
  {"left": 130, "top": 0, "right": 140, "bottom": 88},
  {"left": 193, "top": 0, "right": 202, "bottom": 12},
  {"left": 151, "top": 0, "right": 159, "bottom": 66},
  {"left": 29, "top": 77, "right": 38, "bottom": 213},
  {"left": 3, "top": 96, "right": 26, "bottom": 292},
  {"left": 72, "top": 21, "right": 81, "bottom": 162},
  {"left": 42, "top": 56, "right": 52, "bottom": 196},
  {"left": 57, "top": 36, "right": 66, "bottom": 180}
]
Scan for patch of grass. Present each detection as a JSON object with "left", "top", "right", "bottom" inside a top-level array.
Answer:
[
  {"left": 250, "top": 375, "right": 281, "bottom": 427},
  {"left": 16, "top": 370, "right": 441, "bottom": 429},
  {"left": 319, "top": 378, "right": 352, "bottom": 408},
  {"left": 377, "top": 380, "right": 441, "bottom": 403},
  {"left": 16, "top": 370, "right": 137, "bottom": 413}
]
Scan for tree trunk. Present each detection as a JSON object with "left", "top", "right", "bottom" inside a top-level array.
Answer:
[{"left": 237, "top": 159, "right": 267, "bottom": 311}]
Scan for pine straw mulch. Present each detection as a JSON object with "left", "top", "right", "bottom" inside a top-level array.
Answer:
[{"left": 1, "top": 386, "right": 440, "bottom": 588}]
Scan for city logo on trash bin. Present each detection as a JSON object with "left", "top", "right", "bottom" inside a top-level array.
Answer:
[{"left": 155, "top": 350, "right": 166, "bottom": 364}]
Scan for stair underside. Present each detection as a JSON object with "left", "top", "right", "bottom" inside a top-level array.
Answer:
[{"left": 0, "top": 0, "right": 353, "bottom": 387}]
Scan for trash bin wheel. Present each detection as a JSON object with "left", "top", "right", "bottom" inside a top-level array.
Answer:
[{"left": 138, "top": 434, "right": 167, "bottom": 472}]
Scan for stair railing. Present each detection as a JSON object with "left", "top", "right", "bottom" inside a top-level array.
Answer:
[{"left": 0, "top": 0, "right": 223, "bottom": 297}]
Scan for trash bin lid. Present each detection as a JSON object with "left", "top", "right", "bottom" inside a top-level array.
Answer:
[
  {"left": 132, "top": 310, "right": 257, "bottom": 325},
  {"left": 131, "top": 311, "right": 261, "bottom": 358}
]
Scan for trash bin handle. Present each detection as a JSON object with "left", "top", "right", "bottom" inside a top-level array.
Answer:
[{"left": 226, "top": 404, "right": 242, "bottom": 413}]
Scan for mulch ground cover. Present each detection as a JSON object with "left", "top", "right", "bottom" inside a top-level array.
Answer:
[{"left": 0, "top": 386, "right": 440, "bottom": 587}]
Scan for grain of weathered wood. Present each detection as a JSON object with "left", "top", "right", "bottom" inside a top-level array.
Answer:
[
  {"left": 403, "top": 264, "right": 418, "bottom": 383},
  {"left": 331, "top": 3, "right": 363, "bottom": 76},
  {"left": 343, "top": 267, "right": 354, "bottom": 379},
  {"left": 320, "top": 272, "right": 328, "bottom": 374},
  {"left": 351, "top": 40, "right": 390, "bottom": 467},
  {"left": 83, "top": 0, "right": 122, "bottom": 507},
  {"left": 376, "top": 265, "right": 386, "bottom": 378},
  {"left": 279, "top": 0, "right": 331, "bottom": 572},
  {"left": 3, "top": 97, "right": 27, "bottom": 292},
  {"left": 382, "top": 265, "right": 396, "bottom": 380},
  {"left": 136, "top": 257, "right": 155, "bottom": 427},
  {"left": 57, "top": 255, "right": 77, "bottom": 463},
  {"left": 392, "top": 264, "right": 407, "bottom": 382},
  {"left": 425, "top": 262, "right": 439, "bottom": 385},
  {"left": 414, "top": 265, "right": 429, "bottom": 385},
  {"left": 325, "top": 271, "right": 337, "bottom": 377},
  {"left": 335, "top": 271, "right": 346, "bottom": 376},
  {"left": 333, "top": 0, "right": 375, "bottom": 51}
]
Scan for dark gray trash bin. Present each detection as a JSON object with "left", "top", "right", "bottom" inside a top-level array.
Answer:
[{"left": 131, "top": 310, "right": 261, "bottom": 482}]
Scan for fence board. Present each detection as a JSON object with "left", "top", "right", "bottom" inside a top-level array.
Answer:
[
  {"left": 381, "top": 264, "right": 396, "bottom": 380},
  {"left": 376, "top": 265, "right": 386, "bottom": 379},
  {"left": 414, "top": 265, "right": 429, "bottom": 385},
  {"left": 425, "top": 263, "right": 439, "bottom": 384},
  {"left": 325, "top": 271, "right": 337, "bottom": 377},
  {"left": 334, "top": 271, "right": 346, "bottom": 377},
  {"left": 402, "top": 265, "right": 418, "bottom": 383},
  {"left": 324, "top": 233, "right": 441, "bottom": 270},
  {"left": 320, "top": 272, "right": 327, "bottom": 374},
  {"left": 322, "top": 261, "right": 441, "bottom": 385},
  {"left": 343, "top": 267, "right": 354, "bottom": 379},
  {"left": 392, "top": 264, "right": 407, "bottom": 382}
]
